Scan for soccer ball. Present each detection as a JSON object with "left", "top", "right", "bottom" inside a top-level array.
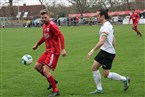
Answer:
[{"left": 21, "top": 54, "right": 33, "bottom": 65}]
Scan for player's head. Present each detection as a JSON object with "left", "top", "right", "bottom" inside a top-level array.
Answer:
[
  {"left": 40, "top": 9, "right": 50, "bottom": 24},
  {"left": 132, "top": 9, "right": 135, "bottom": 13},
  {"left": 96, "top": 9, "right": 110, "bottom": 23}
]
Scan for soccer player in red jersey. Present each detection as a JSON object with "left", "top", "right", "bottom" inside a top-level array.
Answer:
[
  {"left": 129, "top": 9, "right": 142, "bottom": 37},
  {"left": 32, "top": 9, "right": 67, "bottom": 97}
]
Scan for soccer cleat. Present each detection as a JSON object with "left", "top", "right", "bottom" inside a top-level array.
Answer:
[
  {"left": 90, "top": 89, "right": 103, "bottom": 94},
  {"left": 48, "top": 80, "right": 58, "bottom": 90},
  {"left": 139, "top": 33, "right": 142, "bottom": 37},
  {"left": 48, "top": 92, "right": 60, "bottom": 97},
  {"left": 124, "top": 77, "right": 130, "bottom": 91},
  {"left": 137, "top": 32, "right": 142, "bottom": 37}
]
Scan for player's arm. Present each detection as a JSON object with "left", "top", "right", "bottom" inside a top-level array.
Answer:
[
  {"left": 58, "top": 34, "right": 67, "bottom": 57},
  {"left": 136, "top": 14, "right": 140, "bottom": 24},
  {"left": 112, "top": 36, "right": 115, "bottom": 48},
  {"left": 50, "top": 22, "right": 67, "bottom": 57},
  {"left": 32, "top": 37, "right": 45, "bottom": 50},
  {"left": 87, "top": 32, "right": 107, "bottom": 60},
  {"left": 128, "top": 16, "right": 132, "bottom": 24}
]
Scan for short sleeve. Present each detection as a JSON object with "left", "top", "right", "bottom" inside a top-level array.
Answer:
[{"left": 100, "top": 26, "right": 109, "bottom": 36}]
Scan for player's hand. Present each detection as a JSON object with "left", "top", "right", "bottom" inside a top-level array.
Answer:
[
  {"left": 61, "top": 49, "right": 67, "bottom": 57},
  {"left": 32, "top": 44, "right": 38, "bottom": 50},
  {"left": 87, "top": 49, "right": 94, "bottom": 60}
]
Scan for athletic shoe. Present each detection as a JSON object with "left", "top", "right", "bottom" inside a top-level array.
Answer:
[
  {"left": 48, "top": 80, "right": 58, "bottom": 90},
  {"left": 48, "top": 92, "right": 60, "bottom": 97},
  {"left": 139, "top": 33, "right": 142, "bottom": 37},
  {"left": 137, "top": 32, "right": 142, "bottom": 37},
  {"left": 90, "top": 89, "right": 103, "bottom": 94},
  {"left": 124, "top": 77, "right": 130, "bottom": 91}
]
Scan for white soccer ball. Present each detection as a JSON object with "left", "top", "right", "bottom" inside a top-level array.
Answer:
[{"left": 21, "top": 54, "right": 33, "bottom": 65}]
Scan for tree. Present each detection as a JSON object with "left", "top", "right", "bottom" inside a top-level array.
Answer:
[
  {"left": 108, "top": 0, "right": 113, "bottom": 8},
  {"left": 39, "top": 0, "right": 46, "bottom": 9},
  {"left": 9, "top": 0, "right": 14, "bottom": 16},
  {"left": 126, "top": 0, "right": 130, "bottom": 10},
  {"left": 9, "top": 0, "right": 13, "bottom": 6},
  {"left": 67, "top": 0, "right": 88, "bottom": 15},
  {"left": 100, "top": 0, "right": 107, "bottom": 9}
]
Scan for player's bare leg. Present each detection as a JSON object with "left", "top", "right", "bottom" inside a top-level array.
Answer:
[{"left": 35, "top": 62, "right": 45, "bottom": 76}]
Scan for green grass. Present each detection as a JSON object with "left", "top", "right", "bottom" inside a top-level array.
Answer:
[{"left": 0, "top": 24, "right": 145, "bottom": 97}]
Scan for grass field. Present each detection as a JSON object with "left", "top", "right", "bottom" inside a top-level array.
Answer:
[{"left": 0, "top": 24, "right": 144, "bottom": 97}]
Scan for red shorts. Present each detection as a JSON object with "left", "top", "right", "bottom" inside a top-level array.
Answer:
[
  {"left": 37, "top": 51, "right": 60, "bottom": 71},
  {"left": 133, "top": 22, "right": 138, "bottom": 28}
]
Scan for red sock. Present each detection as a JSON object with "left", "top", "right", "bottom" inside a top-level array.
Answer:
[
  {"left": 134, "top": 29, "right": 139, "bottom": 33},
  {"left": 134, "top": 27, "right": 140, "bottom": 33},
  {"left": 47, "top": 76, "right": 59, "bottom": 92}
]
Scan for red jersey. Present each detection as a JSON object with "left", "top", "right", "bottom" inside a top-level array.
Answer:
[
  {"left": 129, "top": 13, "right": 140, "bottom": 24},
  {"left": 36, "top": 20, "right": 65, "bottom": 55}
]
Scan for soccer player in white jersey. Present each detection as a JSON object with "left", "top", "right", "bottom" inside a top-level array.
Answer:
[{"left": 87, "top": 9, "right": 130, "bottom": 94}]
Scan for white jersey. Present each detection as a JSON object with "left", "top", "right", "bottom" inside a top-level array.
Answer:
[{"left": 99, "top": 21, "right": 116, "bottom": 54}]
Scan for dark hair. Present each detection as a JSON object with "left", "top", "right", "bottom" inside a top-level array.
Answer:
[
  {"left": 40, "top": 9, "right": 49, "bottom": 15},
  {"left": 98, "top": 9, "right": 110, "bottom": 19}
]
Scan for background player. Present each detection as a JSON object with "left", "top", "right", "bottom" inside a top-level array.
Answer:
[
  {"left": 32, "top": 9, "right": 67, "bottom": 97},
  {"left": 129, "top": 9, "right": 142, "bottom": 37}
]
